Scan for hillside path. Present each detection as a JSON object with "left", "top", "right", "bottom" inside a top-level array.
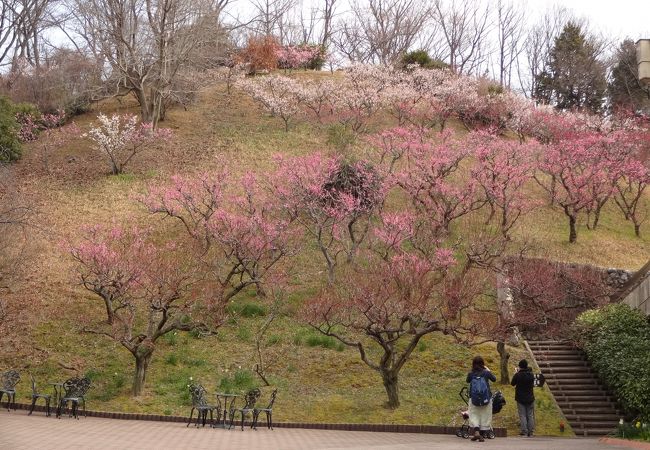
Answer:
[{"left": 0, "top": 410, "right": 637, "bottom": 450}]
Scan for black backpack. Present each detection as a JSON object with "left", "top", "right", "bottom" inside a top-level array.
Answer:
[{"left": 492, "top": 391, "right": 506, "bottom": 414}]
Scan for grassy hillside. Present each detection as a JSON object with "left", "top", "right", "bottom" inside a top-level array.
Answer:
[{"left": 1, "top": 73, "right": 648, "bottom": 436}]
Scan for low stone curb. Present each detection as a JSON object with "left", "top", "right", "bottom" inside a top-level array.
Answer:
[
  {"left": 598, "top": 437, "right": 650, "bottom": 449},
  {"left": 6, "top": 403, "right": 507, "bottom": 437}
]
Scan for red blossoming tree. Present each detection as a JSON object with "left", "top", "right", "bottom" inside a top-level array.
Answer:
[
  {"left": 303, "top": 209, "right": 506, "bottom": 408},
  {"left": 270, "top": 153, "right": 385, "bottom": 282},
  {"left": 470, "top": 130, "right": 536, "bottom": 239},
  {"left": 71, "top": 226, "right": 211, "bottom": 395},
  {"left": 143, "top": 169, "right": 295, "bottom": 300}
]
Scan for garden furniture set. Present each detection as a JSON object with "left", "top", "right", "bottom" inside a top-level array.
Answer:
[
  {"left": 2, "top": 369, "right": 278, "bottom": 431},
  {"left": 1, "top": 369, "right": 92, "bottom": 419},
  {"left": 187, "top": 383, "right": 277, "bottom": 431}
]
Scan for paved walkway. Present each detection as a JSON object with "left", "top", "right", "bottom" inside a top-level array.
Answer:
[{"left": 0, "top": 410, "right": 637, "bottom": 450}]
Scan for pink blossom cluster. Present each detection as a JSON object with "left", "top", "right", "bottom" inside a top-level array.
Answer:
[
  {"left": 15, "top": 109, "right": 67, "bottom": 143},
  {"left": 275, "top": 45, "right": 322, "bottom": 70},
  {"left": 142, "top": 167, "right": 296, "bottom": 298}
]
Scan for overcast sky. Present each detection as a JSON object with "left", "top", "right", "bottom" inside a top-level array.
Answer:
[
  {"left": 533, "top": 0, "right": 650, "bottom": 39},
  {"left": 227, "top": 0, "right": 650, "bottom": 41}
]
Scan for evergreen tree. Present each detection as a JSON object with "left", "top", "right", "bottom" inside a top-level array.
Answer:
[
  {"left": 609, "top": 39, "right": 650, "bottom": 114},
  {"left": 534, "top": 22, "right": 607, "bottom": 114}
]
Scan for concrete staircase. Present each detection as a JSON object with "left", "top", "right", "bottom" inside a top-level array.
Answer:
[{"left": 527, "top": 340, "right": 620, "bottom": 437}]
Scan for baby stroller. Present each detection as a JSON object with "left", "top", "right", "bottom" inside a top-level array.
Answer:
[{"left": 455, "top": 386, "right": 506, "bottom": 439}]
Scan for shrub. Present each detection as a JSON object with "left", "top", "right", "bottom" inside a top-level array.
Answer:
[
  {"left": 574, "top": 304, "right": 650, "bottom": 421},
  {"left": 0, "top": 96, "right": 22, "bottom": 162},
  {"left": 614, "top": 421, "right": 650, "bottom": 441},
  {"left": 276, "top": 45, "right": 325, "bottom": 71},
  {"left": 218, "top": 369, "right": 257, "bottom": 393},
  {"left": 226, "top": 301, "right": 267, "bottom": 318},
  {"left": 400, "top": 50, "right": 449, "bottom": 70},
  {"left": 400, "top": 50, "right": 432, "bottom": 68},
  {"left": 237, "top": 36, "right": 279, "bottom": 75},
  {"left": 236, "top": 326, "right": 252, "bottom": 342},
  {"left": 0, "top": 50, "right": 100, "bottom": 116},
  {"left": 305, "top": 333, "right": 338, "bottom": 349}
]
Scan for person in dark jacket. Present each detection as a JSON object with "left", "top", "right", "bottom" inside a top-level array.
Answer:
[
  {"left": 466, "top": 355, "right": 497, "bottom": 442},
  {"left": 511, "top": 359, "right": 535, "bottom": 437}
]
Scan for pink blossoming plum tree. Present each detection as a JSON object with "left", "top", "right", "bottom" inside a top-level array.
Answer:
[
  {"left": 470, "top": 130, "right": 536, "bottom": 238},
  {"left": 71, "top": 225, "right": 211, "bottom": 396},
  {"left": 143, "top": 169, "right": 295, "bottom": 300},
  {"left": 614, "top": 159, "right": 649, "bottom": 237},
  {"left": 271, "top": 153, "right": 384, "bottom": 282}
]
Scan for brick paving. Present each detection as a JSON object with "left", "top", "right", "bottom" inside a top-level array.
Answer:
[{"left": 0, "top": 410, "right": 629, "bottom": 450}]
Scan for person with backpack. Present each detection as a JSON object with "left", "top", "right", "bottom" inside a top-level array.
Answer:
[
  {"left": 511, "top": 359, "right": 535, "bottom": 437},
  {"left": 466, "top": 355, "right": 496, "bottom": 442}
]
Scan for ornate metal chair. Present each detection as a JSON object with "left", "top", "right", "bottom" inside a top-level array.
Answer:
[
  {"left": 29, "top": 374, "right": 51, "bottom": 416},
  {"left": 228, "top": 388, "right": 261, "bottom": 431},
  {"left": 57, "top": 377, "right": 91, "bottom": 419},
  {"left": 187, "top": 383, "right": 220, "bottom": 428},
  {"left": 76, "top": 377, "right": 91, "bottom": 417},
  {"left": 253, "top": 389, "right": 277, "bottom": 430},
  {"left": 0, "top": 370, "right": 20, "bottom": 411}
]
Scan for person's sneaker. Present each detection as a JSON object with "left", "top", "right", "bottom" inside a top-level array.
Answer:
[
  {"left": 527, "top": 432, "right": 534, "bottom": 437},
  {"left": 519, "top": 432, "right": 527, "bottom": 436}
]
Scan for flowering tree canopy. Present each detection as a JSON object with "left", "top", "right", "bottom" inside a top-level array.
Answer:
[
  {"left": 85, "top": 113, "right": 172, "bottom": 175},
  {"left": 71, "top": 225, "right": 210, "bottom": 395},
  {"left": 271, "top": 152, "right": 385, "bottom": 282},
  {"left": 143, "top": 169, "right": 295, "bottom": 300}
]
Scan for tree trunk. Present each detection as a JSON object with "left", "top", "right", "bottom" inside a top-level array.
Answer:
[
  {"left": 381, "top": 371, "right": 400, "bottom": 409},
  {"left": 134, "top": 89, "right": 154, "bottom": 123},
  {"left": 104, "top": 301, "right": 114, "bottom": 325},
  {"left": 634, "top": 223, "right": 641, "bottom": 238},
  {"left": 496, "top": 341, "right": 510, "bottom": 385},
  {"left": 568, "top": 215, "right": 577, "bottom": 243},
  {"left": 592, "top": 210, "right": 601, "bottom": 229},
  {"left": 133, "top": 350, "right": 154, "bottom": 396}
]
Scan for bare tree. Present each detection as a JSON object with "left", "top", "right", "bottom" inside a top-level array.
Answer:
[
  {"left": 249, "top": 0, "right": 295, "bottom": 41},
  {"left": 430, "top": 0, "right": 492, "bottom": 74},
  {"left": 517, "top": 6, "right": 567, "bottom": 98},
  {"left": 319, "top": 0, "right": 337, "bottom": 48},
  {"left": 331, "top": 16, "right": 374, "bottom": 63},
  {"left": 0, "top": 0, "right": 24, "bottom": 67},
  {"left": 65, "top": 0, "right": 232, "bottom": 126},
  {"left": 333, "top": 0, "right": 428, "bottom": 65},
  {"left": 0, "top": 164, "right": 35, "bottom": 327},
  {"left": 11, "top": 0, "right": 51, "bottom": 68},
  {"left": 494, "top": 0, "right": 525, "bottom": 89},
  {"left": 1, "top": 0, "right": 54, "bottom": 69}
]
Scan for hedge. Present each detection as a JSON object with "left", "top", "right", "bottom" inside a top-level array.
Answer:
[{"left": 574, "top": 304, "right": 650, "bottom": 421}]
